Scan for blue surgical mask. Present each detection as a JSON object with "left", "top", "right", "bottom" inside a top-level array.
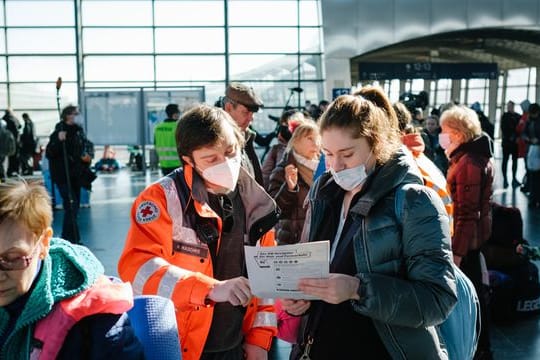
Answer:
[{"left": 330, "top": 152, "right": 372, "bottom": 191}]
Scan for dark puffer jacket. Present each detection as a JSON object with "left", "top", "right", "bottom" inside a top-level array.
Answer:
[
  {"left": 447, "top": 134, "right": 494, "bottom": 257},
  {"left": 300, "top": 149, "right": 457, "bottom": 359},
  {"left": 267, "top": 151, "right": 312, "bottom": 244},
  {"left": 46, "top": 122, "right": 89, "bottom": 185}
]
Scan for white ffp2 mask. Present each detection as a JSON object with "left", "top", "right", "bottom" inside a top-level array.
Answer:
[{"left": 201, "top": 154, "right": 241, "bottom": 193}]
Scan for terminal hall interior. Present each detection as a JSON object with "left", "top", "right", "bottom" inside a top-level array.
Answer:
[{"left": 1, "top": 1, "right": 540, "bottom": 359}]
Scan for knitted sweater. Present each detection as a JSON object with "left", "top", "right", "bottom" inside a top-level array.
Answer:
[{"left": 0, "top": 238, "right": 104, "bottom": 359}]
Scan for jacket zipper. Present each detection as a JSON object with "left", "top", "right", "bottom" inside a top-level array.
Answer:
[{"left": 362, "top": 218, "right": 406, "bottom": 359}]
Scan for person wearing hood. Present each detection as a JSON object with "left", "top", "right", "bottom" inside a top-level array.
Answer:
[
  {"left": 45, "top": 105, "right": 91, "bottom": 244},
  {"left": 440, "top": 105, "right": 494, "bottom": 360},
  {"left": 0, "top": 180, "right": 144, "bottom": 359}
]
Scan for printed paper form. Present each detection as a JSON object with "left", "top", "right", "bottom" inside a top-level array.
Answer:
[{"left": 244, "top": 241, "right": 330, "bottom": 299}]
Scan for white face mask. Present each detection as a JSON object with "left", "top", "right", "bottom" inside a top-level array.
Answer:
[
  {"left": 438, "top": 133, "right": 452, "bottom": 149},
  {"left": 330, "top": 152, "right": 372, "bottom": 191},
  {"left": 200, "top": 154, "right": 241, "bottom": 193}
]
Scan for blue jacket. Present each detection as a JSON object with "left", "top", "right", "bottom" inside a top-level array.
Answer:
[
  {"left": 0, "top": 238, "right": 144, "bottom": 360},
  {"left": 302, "top": 149, "right": 457, "bottom": 359}
]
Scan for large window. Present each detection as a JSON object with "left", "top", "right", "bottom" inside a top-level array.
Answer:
[{"left": 0, "top": 0, "right": 324, "bottom": 136}]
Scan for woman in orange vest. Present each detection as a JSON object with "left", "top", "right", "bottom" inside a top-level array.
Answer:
[{"left": 119, "top": 104, "right": 280, "bottom": 360}]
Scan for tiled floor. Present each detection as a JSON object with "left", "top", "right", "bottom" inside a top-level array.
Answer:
[{"left": 50, "top": 146, "right": 540, "bottom": 359}]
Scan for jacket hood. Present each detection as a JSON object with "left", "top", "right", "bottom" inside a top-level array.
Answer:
[
  {"left": 47, "top": 238, "right": 105, "bottom": 301},
  {"left": 450, "top": 133, "right": 493, "bottom": 159},
  {"left": 401, "top": 133, "right": 425, "bottom": 156}
]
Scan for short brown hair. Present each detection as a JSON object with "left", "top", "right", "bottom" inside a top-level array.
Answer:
[
  {"left": 176, "top": 104, "right": 245, "bottom": 158},
  {"left": 319, "top": 86, "right": 401, "bottom": 164},
  {"left": 439, "top": 105, "right": 482, "bottom": 143},
  {"left": 0, "top": 181, "right": 52, "bottom": 238}
]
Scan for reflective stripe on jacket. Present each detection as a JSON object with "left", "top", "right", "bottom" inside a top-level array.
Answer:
[
  {"left": 154, "top": 120, "right": 181, "bottom": 168},
  {"left": 118, "top": 164, "right": 279, "bottom": 360}
]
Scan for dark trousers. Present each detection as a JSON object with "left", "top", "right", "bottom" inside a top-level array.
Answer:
[
  {"left": 529, "top": 170, "right": 540, "bottom": 205},
  {"left": 461, "top": 249, "right": 492, "bottom": 358},
  {"left": 502, "top": 143, "right": 518, "bottom": 182},
  {"left": 57, "top": 180, "right": 81, "bottom": 244},
  {"left": 19, "top": 151, "right": 33, "bottom": 175},
  {"left": 7, "top": 152, "right": 19, "bottom": 175},
  {"left": 0, "top": 155, "right": 5, "bottom": 181}
]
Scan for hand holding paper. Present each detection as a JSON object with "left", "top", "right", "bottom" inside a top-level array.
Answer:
[
  {"left": 244, "top": 241, "right": 329, "bottom": 299},
  {"left": 298, "top": 274, "right": 361, "bottom": 304}
]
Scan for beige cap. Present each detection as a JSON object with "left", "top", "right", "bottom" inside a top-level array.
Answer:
[{"left": 225, "top": 83, "right": 263, "bottom": 112}]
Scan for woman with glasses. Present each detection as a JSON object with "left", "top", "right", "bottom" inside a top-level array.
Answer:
[
  {"left": 0, "top": 180, "right": 143, "bottom": 359},
  {"left": 281, "top": 87, "right": 457, "bottom": 359},
  {"left": 268, "top": 121, "right": 321, "bottom": 245}
]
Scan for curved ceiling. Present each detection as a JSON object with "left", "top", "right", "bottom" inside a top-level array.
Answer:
[{"left": 351, "top": 28, "right": 540, "bottom": 83}]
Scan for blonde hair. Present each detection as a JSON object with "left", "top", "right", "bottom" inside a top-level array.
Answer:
[
  {"left": 319, "top": 86, "right": 401, "bottom": 164},
  {"left": 286, "top": 120, "right": 320, "bottom": 153},
  {"left": 0, "top": 181, "right": 52, "bottom": 238},
  {"left": 439, "top": 105, "right": 482, "bottom": 143}
]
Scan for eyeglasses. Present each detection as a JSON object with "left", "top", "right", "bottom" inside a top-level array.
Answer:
[{"left": 0, "top": 241, "right": 41, "bottom": 271}]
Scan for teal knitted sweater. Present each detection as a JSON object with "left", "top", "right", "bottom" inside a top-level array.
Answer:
[{"left": 0, "top": 238, "right": 104, "bottom": 360}]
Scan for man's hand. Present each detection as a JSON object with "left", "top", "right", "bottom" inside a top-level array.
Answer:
[
  {"left": 58, "top": 131, "right": 67, "bottom": 141},
  {"left": 243, "top": 343, "right": 267, "bottom": 360},
  {"left": 298, "top": 274, "right": 360, "bottom": 304},
  {"left": 207, "top": 276, "right": 252, "bottom": 306},
  {"left": 280, "top": 298, "right": 311, "bottom": 316}
]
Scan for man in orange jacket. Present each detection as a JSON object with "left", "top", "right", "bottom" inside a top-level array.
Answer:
[{"left": 119, "top": 104, "right": 280, "bottom": 360}]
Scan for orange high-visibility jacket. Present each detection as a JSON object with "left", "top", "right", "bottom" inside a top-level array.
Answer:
[{"left": 118, "top": 165, "right": 280, "bottom": 360}]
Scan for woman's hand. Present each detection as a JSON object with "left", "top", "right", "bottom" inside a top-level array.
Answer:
[
  {"left": 284, "top": 164, "right": 298, "bottom": 190},
  {"left": 298, "top": 274, "right": 360, "bottom": 304},
  {"left": 280, "top": 298, "right": 311, "bottom": 316}
]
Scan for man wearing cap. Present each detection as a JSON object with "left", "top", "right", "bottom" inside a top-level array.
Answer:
[
  {"left": 154, "top": 103, "right": 182, "bottom": 176},
  {"left": 223, "top": 83, "right": 265, "bottom": 186}
]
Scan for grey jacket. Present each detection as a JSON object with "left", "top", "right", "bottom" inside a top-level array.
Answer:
[{"left": 302, "top": 149, "right": 457, "bottom": 359}]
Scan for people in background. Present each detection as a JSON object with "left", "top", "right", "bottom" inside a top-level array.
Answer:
[
  {"left": 19, "top": 113, "right": 37, "bottom": 176},
  {"left": 261, "top": 109, "right": 305, "bottom": 187},
  {"left": 45, "top": 105, "right": 92, "bottom": 244},
  {"left": 523, "top": 103, "right": 540, "bottom": 208},
  {"left": 0, "top": 180, "right": 144, "bottom": 359},
  {"left": 154, "top": 103, "right": 181, "bottom": 176},
  {"left": 440, "top": 105, "right": 494, "bottom": 359},
  {"left": 95, "top": 145, "right": 120, "bottom": 172},
  {"left": 500, "top": 101, "right": 522, "bottom": 188},
  {"left": 422, "top": 115, "right": 449, "bottom": 175},
  {"left": 119, "top": 104, "right": 279, "bottom": 360},
  {"left": 2, "top": 109, "right": 21, "bottom": 177},
  {"left": 282, "top": 87, "right": 456, "bottom": 359},
  {"left": 0, "top": 120, "right": 15, "bottom": 182},
  {"left": 268, "top": 121, "right": 321, "bottom": 245},
  {"left": 223, "top": 82, "right": 265, "bottom": 186}
]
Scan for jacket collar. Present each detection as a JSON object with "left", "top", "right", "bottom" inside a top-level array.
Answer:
[
  {"left": 448, "top": 133, "right": 493, "bottom": 161},
  {"left": 349, "top": 148, "right": 423, "bottom": 217}
]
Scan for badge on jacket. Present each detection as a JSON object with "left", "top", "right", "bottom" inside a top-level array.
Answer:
[{"left": 136, "top": 201, "right": 160, "bottom": 224}]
